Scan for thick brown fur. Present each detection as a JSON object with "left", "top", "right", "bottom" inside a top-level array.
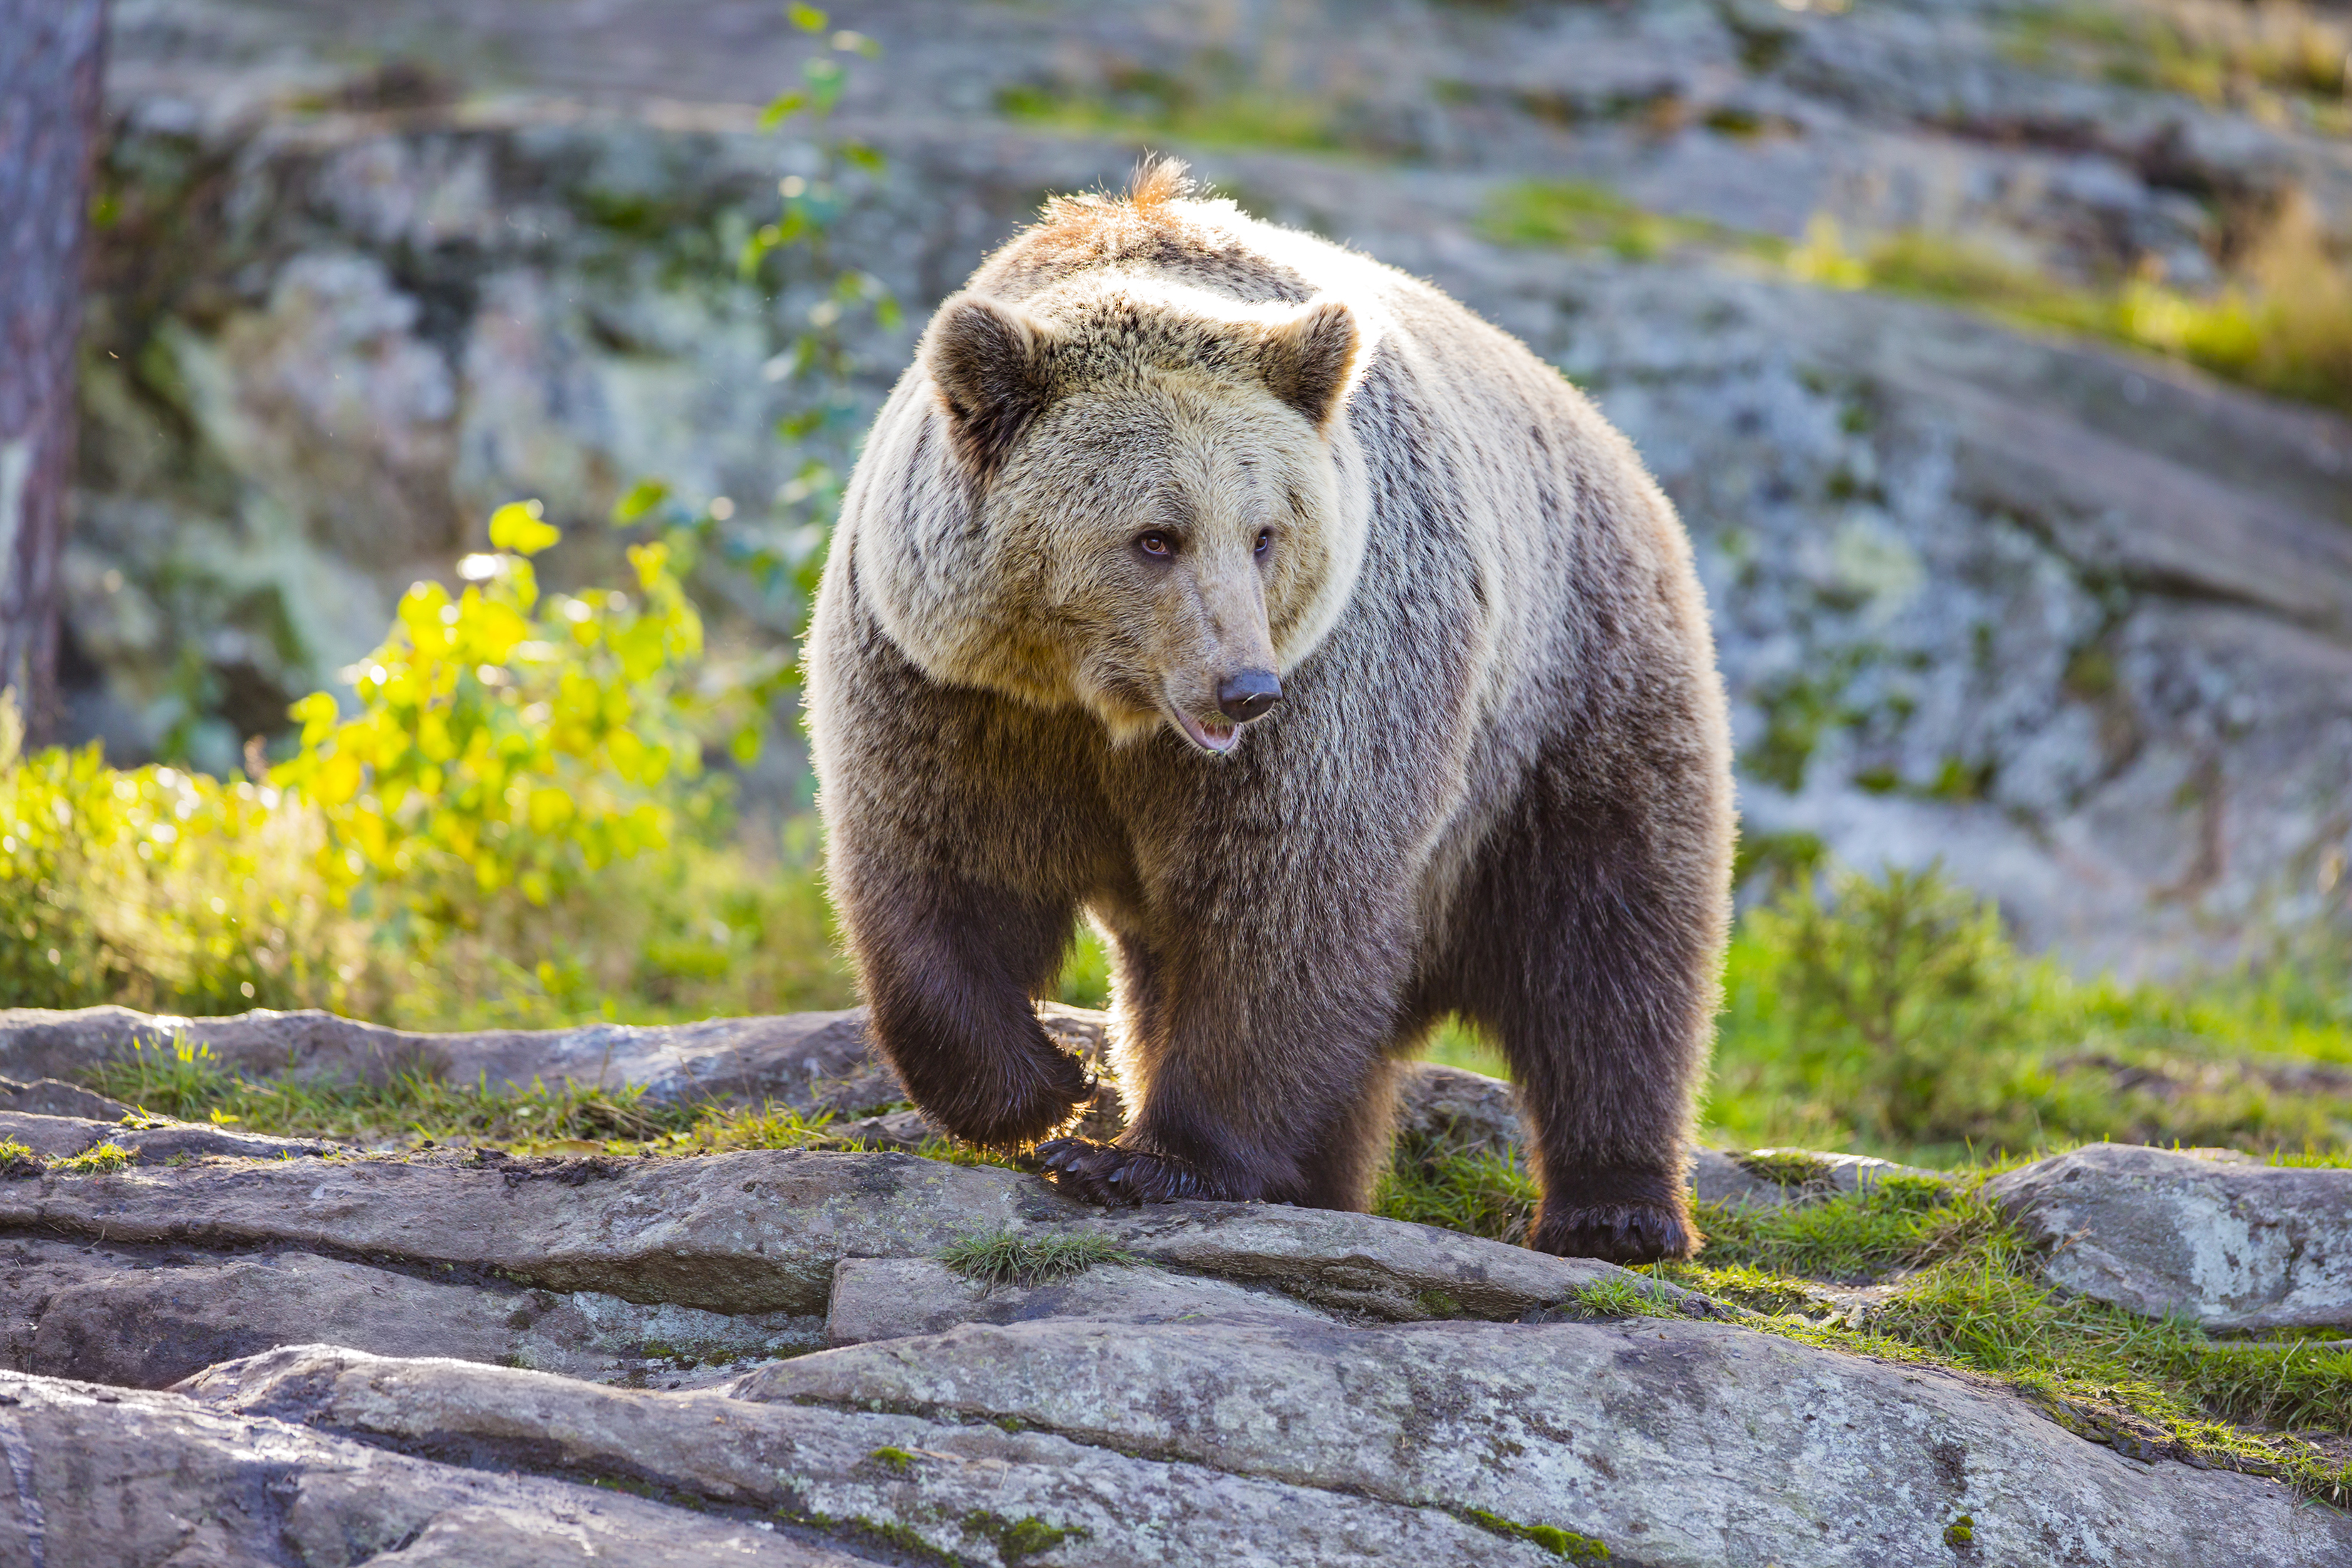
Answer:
[{"left": 805, "top": 160, "right": 1733, "bottom": 1263}]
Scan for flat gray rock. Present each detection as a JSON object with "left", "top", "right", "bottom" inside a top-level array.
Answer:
[
  {"left": 0, "top": 1146, "right": 1673, "bottom": 1322},
  {"left": 0, "top": 1369, "right": 855, "bottom": 1567},
  {"left": 187, "top": 1344, "right": 1552, "bottom": 1567},
  {"left": 827, "top": 1256, "right": 1338, "bottom": 1345},
  {"left": 182, "top": 1317, "right": 2352, "bottom": 1568},
  {"left": 0, "top": 1076, "right": 129, "bottom": 1120},
  {"left": 735, "top": 1316, "right": 2352, "bottom": 1568},
  {"left": 2, "top": 1237, "right": 818, "bottom": 1389},
  {"left": 1692, "top": 1146, "right": 1952, "bottom": 1209},
  {"left": 0, "top": 1107, "right": 338, "bottom": 1164},
  {"left": 1, "top": 1001, "right": 1914, "bottom": 1219},
  {"left": 1989, "top": 1143, "right": 2352, "bottom": 1329},
  {"left": 0, "top": 1001, "right": 1104, "bottom": 1113}
]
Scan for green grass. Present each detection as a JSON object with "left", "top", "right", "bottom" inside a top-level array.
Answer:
[
  {"left": 936, "top": 1227, "right": 1137, "bottom": 1291},
  {"left": 1636, "top": 1176, "right": 2352, "bottom": 1503},
  {"left": 2003, "top": 0, "right": 2352, "bottom": 133},
  {"left": 80, "top": 1031, "right": 951, "bottom": 1158},
  {"left": 1376, "top": 1135, "right": 1539, "bottom": 1243},
  {"left": 1480, "top": 180, "right": 1754, "bottom": 262},
  {"left": 1486, "top": 175, "right": 2352, "bottom": 416},
  {"left": 1564, "top": 1277, "right": 1688, "bottom": 1321},
  {"left": 996, "top": 76, "right": 1340, "bottom": 153},
  {"left": 50, "top": 1143, "right": 133, "bottom": 1175}
]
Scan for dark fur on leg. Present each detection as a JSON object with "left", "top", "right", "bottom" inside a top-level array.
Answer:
[
  {"left": 1433, "top": 724, "right": 1728, "bottom": 1268},
  {"left": 850, "top": 868, "right": 1095, "bottom": 1149}
]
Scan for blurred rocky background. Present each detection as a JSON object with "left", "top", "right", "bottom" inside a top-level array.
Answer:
[{"left": 61, "top": 0, "right": 2352, "bottom": 977}]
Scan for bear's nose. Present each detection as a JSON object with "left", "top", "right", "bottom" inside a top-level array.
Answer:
[{"left": 1217, "top": 669, "right": 1283, "bottom": 723}]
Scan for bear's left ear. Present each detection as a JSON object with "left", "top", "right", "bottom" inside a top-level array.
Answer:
[
  {"left": 924, "top": 293, "right": 1061, "bottom": 481},
  {"left": 1256, "top": 299, "right": 1359, "bottom": 430}
]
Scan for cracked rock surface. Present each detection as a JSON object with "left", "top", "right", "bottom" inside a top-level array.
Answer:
[
  {"left": 0, "top": 1371, "right": 859, "bottom": 1566},
  {"left": 0, "top": 1134, "right": 2343, "bottom": 1565}
]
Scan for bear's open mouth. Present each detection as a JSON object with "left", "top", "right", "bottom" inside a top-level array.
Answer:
[{"left": 1170, "top": 708, "right": 1241, "bottom": 755}]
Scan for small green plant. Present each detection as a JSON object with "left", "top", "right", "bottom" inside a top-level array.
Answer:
[
  {"left": 52, "top": 1143, "right": 133, "bottom": 1175},
  {"left": 1375, "top": 1135, "right": 1539, "bottom": 1244},
  {"left": 0, "top": 1140, "right": 42, "bottom": 1180},
  {"left": 1735, "top": 1150, "right": 1834, "bottom": 1188},
  {"left": 1480, "top": 180, "right": 1735, "bottom": 261},
  {"left": 866, "top": 1445, "right": 917, "bottom": 1475},
  {"left": 273, "top": 504, "right": 720, "bottom": 919},
  {"left": 960, "top": 1510, "right": 1093, "bottom": 1562},
  {"left": 936, "top": 1228, "right": 1135, "bottom": 1291},
  {"left": 1564, "top": 1278, "right": 1684, "bottom": 1321},
  {"left": 1703, "top": 860, "right": 2352, "bottom": 1162},
  {"left": 996, "top": 63, "right": 1343, "bottom": 153},
  {"left": 1459, "top": 1507, "right": 1609, "bottom": 1562}
]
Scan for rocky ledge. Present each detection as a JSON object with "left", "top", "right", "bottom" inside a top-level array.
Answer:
[
  {"left": 7, "top": 1145, "right": 2348, "bottom": 1567},
  {"left": 3, "top": 1001, "right": 2349, "bottom": 1564}
]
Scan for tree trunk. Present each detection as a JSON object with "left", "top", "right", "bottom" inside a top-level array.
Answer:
[{"left": 0, "top": 0, "right": 108, "bottom": 744}]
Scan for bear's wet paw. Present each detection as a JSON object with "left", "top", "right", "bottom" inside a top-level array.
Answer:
[
  {"left": 1530, "top": 1200, "right": 1698, "bottom": 1265},
  {"left": 1034, "top": 1138, "right": 1217, "bottom": 1206}
]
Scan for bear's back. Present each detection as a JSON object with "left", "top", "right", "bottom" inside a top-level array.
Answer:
[{"left": 968, "top": 163, "right": 1393, "bottom": 316}]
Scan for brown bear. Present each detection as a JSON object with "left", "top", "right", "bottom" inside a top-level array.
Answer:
[{"left": 804, "top": 160, "right": 1733, "bottom": 1262}]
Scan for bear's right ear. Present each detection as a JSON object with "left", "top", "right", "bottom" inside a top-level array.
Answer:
[{"left": 924, "top": 294, "right": 1058, "bottom": 482}]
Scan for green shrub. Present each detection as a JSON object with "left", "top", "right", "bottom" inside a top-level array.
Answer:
[
  {"left": 0, "top": 505, "right": 854, "bottom": 1031},
  {"left": 1705, "top": 863, "right": 2352, "bottom": 1164},
  {"left": 0, "top": 702, "right": 361, "bottom": 1015}
]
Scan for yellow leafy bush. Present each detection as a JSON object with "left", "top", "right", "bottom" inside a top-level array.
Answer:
[
  {"left": 1, "top": 500, "right": 850, "bottom": 1027},
  {"left": 272, "top": 501, "right": 715, "bottom": 923}
]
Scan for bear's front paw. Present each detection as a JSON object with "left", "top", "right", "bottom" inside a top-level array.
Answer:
[
  {"left": 917, "top": 1051, "right": 1095, "bottom": 1151},
  {"left": 1530, "top": 1199, "right": 1698, "bottom": 1265},
  {"left": 1035, "top": 1138, "right": 1217, "bottom": 1206}
]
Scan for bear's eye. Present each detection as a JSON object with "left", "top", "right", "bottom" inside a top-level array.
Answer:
[
  {"left": 1254, "top": 528, "right": 1274, "bottom": 557},
  {"left": 1137, "top": 531, "right": 1175, "bottom": 557}
]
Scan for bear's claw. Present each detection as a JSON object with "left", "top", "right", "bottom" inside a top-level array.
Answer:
[
  {"left": 1530, "top": 1200, "right": 1697, "bottom": 1265},
  {"left": 1034, "top": 1137, "right": 1214, "bottom": 1205}
]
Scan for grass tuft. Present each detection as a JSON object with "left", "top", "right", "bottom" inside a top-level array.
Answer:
[
  {"left": 1374, "top": 1135, "right": 1539, "bottom": 1244},
  {"left": 1564, "top": 1278, "right": 1686, "bottom": 1321},
  {"left": 936, "top": 1228, "right": 1136, "bottom": 1292},
  {"left": 0, "top": 1140, "right": 41, "bottom": 1180},
  {"left": 1735, "top": 1149, "right": 1835, "bottom": 1187},
  {"left": 51, "top": 1143, "right": 133, "bottom": 1175}
]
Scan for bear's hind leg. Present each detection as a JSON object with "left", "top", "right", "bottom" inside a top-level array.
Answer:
[{"left": 1441, "top": 756, "right": 1729, "bottom": 1264}]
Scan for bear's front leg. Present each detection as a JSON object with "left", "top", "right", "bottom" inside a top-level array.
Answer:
[
  {"left": 1037, "top": 916, "right": 1409, "bottom": 1212},
  {"left": 843, "top": 862, "right": 1095, "bottom": 1149}
]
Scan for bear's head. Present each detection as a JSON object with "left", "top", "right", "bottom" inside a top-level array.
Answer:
[{"left": 876, "top": 277, "right": 1370, "bottom": 755}]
